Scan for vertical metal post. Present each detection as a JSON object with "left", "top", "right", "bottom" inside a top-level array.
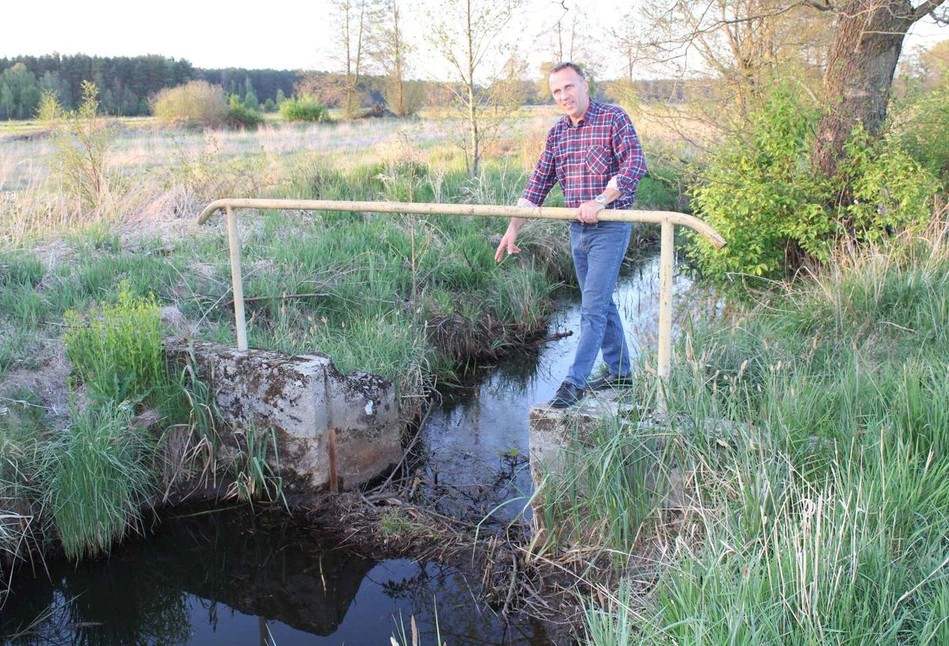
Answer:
[
  {"left": 226, "top": 205, "right": 249, "bottom": 351},
  {"left": 327, "top": 428, "right": 338, "bottom": 493},
  {"left": 657, "top": 219, "right": 675, "bottom": 414}
]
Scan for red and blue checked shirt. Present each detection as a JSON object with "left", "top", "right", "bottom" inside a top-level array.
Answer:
[{"left": 521, "top": 101, "right": 647, "bottom": 210}]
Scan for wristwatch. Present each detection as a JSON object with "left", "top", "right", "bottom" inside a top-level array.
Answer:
[{"left": 594, "top": 194, "right": 608, "bottom": 206}]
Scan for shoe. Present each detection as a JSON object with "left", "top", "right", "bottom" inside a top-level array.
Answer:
[
  {"left": 586, "top": 373, "right": 635, "bottom": 391},
  {"left": 548, "top": 381, "right": 585, "bottom": 409}
]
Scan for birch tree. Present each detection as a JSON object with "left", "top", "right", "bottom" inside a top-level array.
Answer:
[{"left": 425, "top": 0, "right": 525, "bottom": 177}]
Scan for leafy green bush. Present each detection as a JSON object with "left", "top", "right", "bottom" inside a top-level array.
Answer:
[
  {"left": 226, "top": 95, "right": 264, "bottom": 129},
  {"left": 896, "top": 79, "right": 949, "bottom": 185},
  {"left": 689, "top": 83, "right": 938, "bottom": 284},
  {"left": 151, "top": 80, "right": 228, "bottom": 127},
  {"left": 40, "top": 401, "right": 156, "bottom": 560},
  {"left": 63, "top": 282, "right": 166, "bottom": 403},
  {"left": 280, "top": 95, "right": 331, "bottom": 122}
]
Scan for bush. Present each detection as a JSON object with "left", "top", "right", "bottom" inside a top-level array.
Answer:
[
  {"left": 689, "top": 82, "right": 939, "bottom": 285},
  {"left": 280, "top": 95, "right": 331, "bottom": 122},
  {"left": 38, "top": 81, "right": 115, "bottom": 215},
  {"left": 896, "top": 79, "right": 949, "bottom": 186},
  {"left": 63, "top": 282, "right": 166, "bottom": 403},
  {"left": 151, "top": 80, "right": 228, "bottom": 127},
  {"left": 227, "top": 94, "right": 264, "bottom": 128}
]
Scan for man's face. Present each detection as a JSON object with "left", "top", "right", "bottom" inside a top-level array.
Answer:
[{"left": 549, "top": 67, "right": 589, "bottom": 123}]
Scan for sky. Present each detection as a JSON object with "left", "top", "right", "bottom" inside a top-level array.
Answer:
[{"left": 2, "top": 1, "right": 947, "bottom": 78}]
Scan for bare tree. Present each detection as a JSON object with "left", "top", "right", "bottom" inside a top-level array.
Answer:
[
  {"left": 638, "top": 0, "right": 947, "bottom": 175},
  {"left": 333, "top": 0, "right": 371, "bottom": 119},
  {"left": 369, "top": 0, "right": 423, "bottom": 115},
  {"left": 643, "top": 0, "right": 833, "bottom": 121},
  {"left": 425, "top": 0, "right": 526, "bottom": 177}
]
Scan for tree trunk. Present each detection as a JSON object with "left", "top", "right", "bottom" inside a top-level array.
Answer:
[{"left": 811, "top": 0, "right": 915, "bottom": 176}]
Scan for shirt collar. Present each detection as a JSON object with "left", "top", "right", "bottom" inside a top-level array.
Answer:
[{"left": 563, "top": 100, "right": 602, "bottom": 128}]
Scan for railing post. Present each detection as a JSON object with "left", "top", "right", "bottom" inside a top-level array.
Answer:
[
  {"left": 225, "top": 205, "right": 249, "bottom": 351},
  {"left": 657, "top": 218, "right": 675, "bottom": 414}
]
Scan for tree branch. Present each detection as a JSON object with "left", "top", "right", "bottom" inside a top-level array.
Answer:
[{"left": 913, "top": 0, "right": 948, "bottom": 21}]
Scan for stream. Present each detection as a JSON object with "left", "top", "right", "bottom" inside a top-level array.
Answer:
[{"left": 1, "top": 254, "right": 692, "bottom": 645}]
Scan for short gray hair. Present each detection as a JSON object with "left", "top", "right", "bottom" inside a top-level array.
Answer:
[{"left": 550, "top": 62, "right": 586, "bottom": 79}]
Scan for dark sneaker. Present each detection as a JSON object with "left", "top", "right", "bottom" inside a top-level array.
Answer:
[
  {"left": 586, "top": 373, "right": 635, "bottom": 391},
  {"left": 548, "top": 381, "right": 585, "bottom": 409}
]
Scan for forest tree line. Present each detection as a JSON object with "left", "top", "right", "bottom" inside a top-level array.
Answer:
[{"left": 0, "top": 52, "right": 692, "bottom": 121}]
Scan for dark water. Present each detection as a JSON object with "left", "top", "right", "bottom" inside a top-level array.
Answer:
[
  {"left": 1, "top": 506, "right": 548, "bottom": 645},
  {"left": 2, "top": 255, "right": 690, "bottom": 645}
]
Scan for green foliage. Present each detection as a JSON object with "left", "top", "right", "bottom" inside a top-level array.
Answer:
[
  {"left": 151, "top": 80, "right": 228, "bottom": 127},
  {"left": 0, "top": 62, "right": 41, "bottom": 120},
  {"left": 226, "top": 94, "right": 264, "bottom": 128},
  {"left": 279, "top": 95, "right": 331, "bottom": 122},
  {"left": 40, "top": 401, "right": 156, "bottom": 561},
  {"left": 584, "top": 234, "right": 949, "bottom": 645},
  {"left": 689, "top": 83, "right": 938, "bottom": 285},
  {"left": 39, "top": 81, "right": 115, "bottom": 214},
  {"left": 838, "top": 125, "right": 938, "bottom": 245},
  {"left": 63, "top": 282, "right": 166, "bottom": 403},
  {"left": 225, "top": 425, "right": 285, "bottom": 509},
  {"left": 896, "top": 77, "right": 949, "bottom": 184}
]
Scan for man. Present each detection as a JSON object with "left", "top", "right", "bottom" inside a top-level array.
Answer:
[{"left": 494, "top": 62, "right": 647, "bottom": 409}]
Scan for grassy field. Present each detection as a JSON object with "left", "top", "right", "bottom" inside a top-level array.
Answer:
[
  {"left": 536, "top": 223, "right": 949, "bottom": 644},
  {"left": 0, "top": 107, "right": 684, "bottom": 608}
]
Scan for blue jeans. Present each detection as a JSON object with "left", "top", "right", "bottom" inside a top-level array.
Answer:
[{"left": 565, "top": 221, "right": 633, "bottom": 389}]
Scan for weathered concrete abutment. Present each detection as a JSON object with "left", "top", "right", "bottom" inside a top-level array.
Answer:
[{"left": 165, "top": 339, "right": 402, "bottom": 491}]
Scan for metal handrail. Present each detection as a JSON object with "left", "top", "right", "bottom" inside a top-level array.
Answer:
[{"left": 198, "top": 198, "right": 726, "bottom": 412}]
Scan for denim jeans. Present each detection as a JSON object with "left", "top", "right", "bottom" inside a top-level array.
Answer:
[{"left": 565, "top": 220, "right": 633, "bottom": 389}]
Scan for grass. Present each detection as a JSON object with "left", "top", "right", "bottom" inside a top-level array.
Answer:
[
  {"left": 0, "top": 110, "right": 687, "bottom": 585},
  {"left": 39, "top": 401, "right": 157, "bottom": 561},
  {"left": 564, "top": 224, "right": 949, "bottom": 644}
]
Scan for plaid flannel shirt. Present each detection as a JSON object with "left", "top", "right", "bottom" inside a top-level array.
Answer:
[{"left": 521, "top": 101, "right": 647, "bottom": 210}]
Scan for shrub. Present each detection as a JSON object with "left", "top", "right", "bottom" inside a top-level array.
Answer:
[
  {"left": 38, "top": 81, "right": 115, "bottom": 215},
  {"left": 63, "top": 282, "right": 166, "bottom": 403},
  {"left": 227, "top": 94, "right": 264, "bottom": 128},
  {"left": 280, "top": 95, "right": 331, "bottom": 122},
  {"left": 151, "top": 80, "right": 228, "bottom": 127},
  {"left": 896, "top": 79, "right": 949, "bottom": 185},
  {"left": 689, "top": 82, "right": 939, "bottom": 285}
]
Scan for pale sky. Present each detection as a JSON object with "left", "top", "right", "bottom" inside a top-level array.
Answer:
[{"left": 3, "top": 1, "right": 947, "bottom": 78}]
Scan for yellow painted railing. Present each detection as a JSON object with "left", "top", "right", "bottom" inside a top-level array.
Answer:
[{"left": 198, "top": 199, "right": 726, "bottom": 412}]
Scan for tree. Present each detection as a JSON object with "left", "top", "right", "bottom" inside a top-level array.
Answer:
[
  {"left": 332, "top": 0, "right": 371, "bottom": 119},
  {"left": 425, "top": 0, "right": 526, "bottom": 177},
  {"left": 638, "top": 0, "right": 947, "bottom": 176},
  {"left": 812, "top": 0, "right": 948, "bottom": 175},
  {"left": 0, "top": 63, "right": 41, "bottom": 120},
  {"left": 370, "top": 0, "right": 421, "bottom": 115},
  {"left": 641, "top": 0, "right": 833, "bottom": 124}
]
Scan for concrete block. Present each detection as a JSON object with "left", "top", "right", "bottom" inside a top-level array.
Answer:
[{"left": 165, "top": 339, "right": 401, "bottom": 491}]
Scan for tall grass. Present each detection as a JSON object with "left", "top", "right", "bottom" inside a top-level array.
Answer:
[
  {"left": 578, "top": 226, "right": 949, "bottom": 644},
  {"left": 39, "top": 401, "right": 157, "bottom": 561},
  {"left": 1, "top": 393, "right": 45, "bottom": 605}
]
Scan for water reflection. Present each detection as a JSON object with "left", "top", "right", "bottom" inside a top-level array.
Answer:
[
  {"left": 1, "top": 506, "right": 547, "bottom": 645},
  {"left": 417, "top": 254, "right": 692, "bottom": 524}
]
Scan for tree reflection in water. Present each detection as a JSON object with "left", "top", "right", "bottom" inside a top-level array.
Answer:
[{"left": 2, "top": 505, "right": 549, "bottom": 645}]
